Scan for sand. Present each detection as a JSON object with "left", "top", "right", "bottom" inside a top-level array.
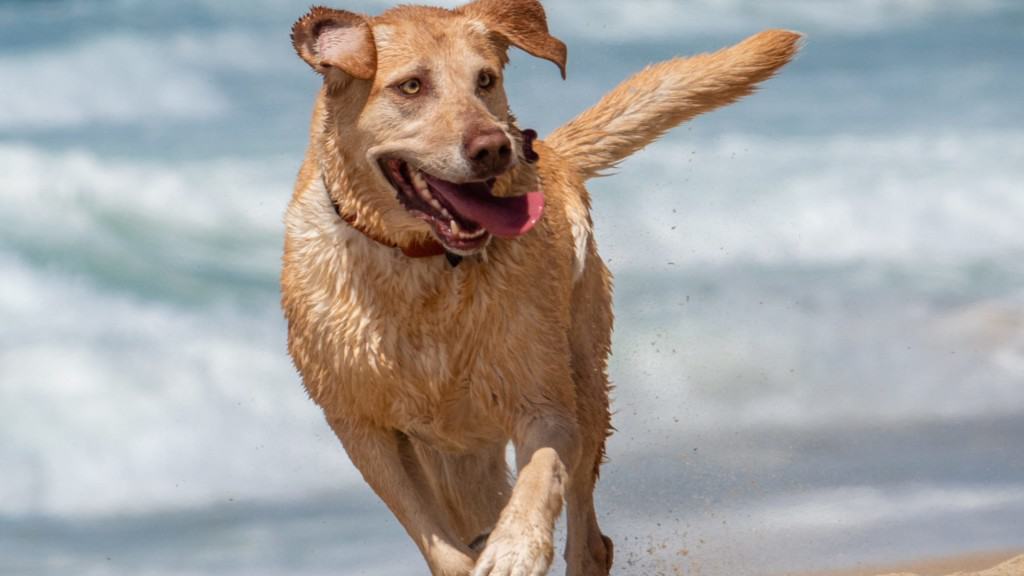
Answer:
[{"left": 811, "top": 552, "right": 1024, "bottom": 576}]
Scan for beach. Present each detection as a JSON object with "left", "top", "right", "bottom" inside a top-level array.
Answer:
[
  {"left": 1, "top": 1, "right": 1022, "bottom": 575},
  {"left": 810, "top": 552, "right": 1023, "bottom": 576}
]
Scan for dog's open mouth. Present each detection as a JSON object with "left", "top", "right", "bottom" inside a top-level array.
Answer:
[{"left": 379, "top": 158, "right": 544, "bottom": 253}]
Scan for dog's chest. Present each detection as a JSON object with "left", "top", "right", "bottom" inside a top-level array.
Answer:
[
  {"left": 283, "top": 180, "right": 576, "bottom": 449},
  {"left": 298, "top": 249, "right": 565, "bottom": 448}
]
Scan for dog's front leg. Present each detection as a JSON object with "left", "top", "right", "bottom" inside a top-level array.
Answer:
[
  {"left": 473, "top": 414, "right": 580, "bottom": 576},
  {"left": 327, "top": 416, "right": 476, "bottom": 576}
]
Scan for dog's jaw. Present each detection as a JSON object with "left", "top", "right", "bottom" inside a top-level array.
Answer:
[
  {"left": 377, "top": 156, "right": 544, "bottom": 256},
  {"left": 378, "top": 157, "right": 493, "bottom": 254}
]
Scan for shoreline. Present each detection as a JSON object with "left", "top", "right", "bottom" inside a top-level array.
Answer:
[{"left": 804, "top": 550, "right": 1023, "bottom": 576}]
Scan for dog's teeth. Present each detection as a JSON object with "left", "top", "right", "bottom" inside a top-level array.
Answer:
[
  {"left": 410, "top": 170, "right": 432, "bottom": 200},
  {"left": 450, "top": 220, "right": 462, "bottom": 235},
  {"left": 411, "top": 169, "right": 426, "bottom": 189},
  {"left": 430, "top": 199, "right": 444, "bottom": 211}
]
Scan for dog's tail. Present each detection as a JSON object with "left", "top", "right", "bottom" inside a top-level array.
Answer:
[{"left": 546, "top": 30, "right": 801, "bottom": 181}]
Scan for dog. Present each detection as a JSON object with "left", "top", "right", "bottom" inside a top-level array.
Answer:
[{"left": 281, "top": 2, "right": 798, "bottom": 574}]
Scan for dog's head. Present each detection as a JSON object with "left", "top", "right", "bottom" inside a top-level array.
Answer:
[{"left": 292, "top": 0, "right": 565, "bottom": 255}]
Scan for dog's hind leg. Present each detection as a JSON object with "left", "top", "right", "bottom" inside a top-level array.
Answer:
[
  {"left": 563, "top": 401, "right": 614, "bottom": 573},
  {"left": 563, "top": 389, "right": 613, "bottom": 576},
  {"left": 565, "top": 459, "right": 613, "bottom": 576},
  {"left": 564, "top": 254, "right": 615, "bottom": 576},
  {"left": 411, "top": 441, "right": 512, "bottom": 548},
  {"left": 327, "top": 417, "right": 476, "bottom": 576}
]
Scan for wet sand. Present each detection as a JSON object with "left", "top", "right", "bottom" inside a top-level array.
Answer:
[{"left": 808, "top": 551, "right": 1023, "bottom": 576}]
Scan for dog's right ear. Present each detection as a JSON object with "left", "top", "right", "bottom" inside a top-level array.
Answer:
[{"left": 291, "top": 6, "right": 376, "bottom": 80}]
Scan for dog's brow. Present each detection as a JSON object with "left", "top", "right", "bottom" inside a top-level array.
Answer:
[{"left": 384, "top": 64, "right": 431, "bottom": 85}]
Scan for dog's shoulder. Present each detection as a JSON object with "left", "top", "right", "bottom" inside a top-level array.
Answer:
[{"left": 534, "top": 140, "right": 592, "bottom": 284}]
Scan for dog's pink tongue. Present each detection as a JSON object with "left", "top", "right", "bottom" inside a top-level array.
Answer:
[{"left": 425, "top": 176, "right": 544, "bottom": 239}]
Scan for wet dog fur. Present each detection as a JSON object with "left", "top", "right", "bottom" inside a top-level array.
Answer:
[{"left": 281, "top": 2, "right": 799, "bottom": 574}]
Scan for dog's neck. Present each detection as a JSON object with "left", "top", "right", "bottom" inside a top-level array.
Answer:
[
  {"left": 324, "top": 186, "right": 451, "bottom": 258},
  {"left": 318, "top": 130, "right": 426, "bottom": 248}
]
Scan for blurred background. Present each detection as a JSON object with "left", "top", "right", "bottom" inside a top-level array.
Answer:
[{"left": 1, "top": 1, "right": 1022, "bottom": 575}]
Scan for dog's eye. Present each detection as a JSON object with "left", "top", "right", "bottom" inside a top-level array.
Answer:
[
  {"left": 398, "top": 78, "right": 422, "bottom": 95},
  {"left": 477, "top": 71, "right": 494, "bottom": 90}
]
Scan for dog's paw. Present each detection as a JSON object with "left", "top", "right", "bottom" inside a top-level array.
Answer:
[{"left": 471, "top": 521, "right": 553, "bottom": 576}]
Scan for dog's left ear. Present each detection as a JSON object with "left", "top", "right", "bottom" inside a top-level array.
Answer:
[
  {"left": 291, "top": 6, "right": 376, "bottom": 80},
  {"left": 460, "top": 0, "right": 567, "bottom": 79}
]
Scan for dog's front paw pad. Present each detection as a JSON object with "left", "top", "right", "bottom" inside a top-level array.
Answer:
[{"left": 471, "top": 527, "right": 552, "bottom": 576}]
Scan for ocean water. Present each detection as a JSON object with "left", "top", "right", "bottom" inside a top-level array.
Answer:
[{"left": 2, "top": 1, "right": 1022, "bottom": 575}]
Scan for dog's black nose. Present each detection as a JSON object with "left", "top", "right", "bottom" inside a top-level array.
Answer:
[{"left": 464, "top": 127, "right": 512, "bottom": 176}]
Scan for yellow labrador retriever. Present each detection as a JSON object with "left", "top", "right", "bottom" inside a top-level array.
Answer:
[{"left": 281, "top": 2, "right": 799, "bottom": 574}]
